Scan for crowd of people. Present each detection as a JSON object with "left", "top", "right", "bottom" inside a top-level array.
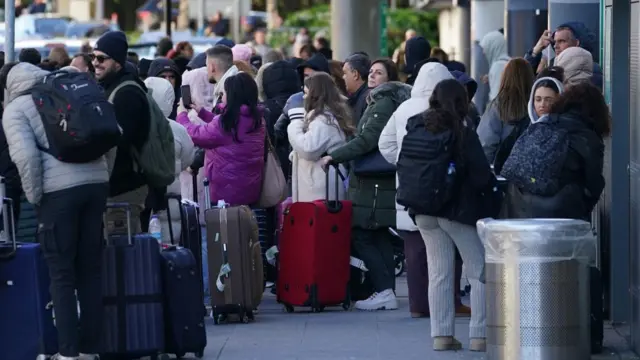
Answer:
[{"left": 0, "top": 18, "right": 609, "bottom": 359}]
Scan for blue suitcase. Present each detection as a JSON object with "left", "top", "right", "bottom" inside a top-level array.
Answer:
[
  {"left": 102, "top": 203, "right": 165, "bottom": 360},
  {"left": 0, "top": 198, "right": 58, "bottom": 360},
  {"left": 162, "top": 196, "right": 207, "bottom": 359}
]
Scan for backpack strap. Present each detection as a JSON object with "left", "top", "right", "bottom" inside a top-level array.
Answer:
[{"left": 108, "top": 80, "right": 143, "bottom": 103}]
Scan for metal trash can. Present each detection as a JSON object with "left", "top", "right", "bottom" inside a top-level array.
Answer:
[{"left": 477, "top": 218, "right": 597, "bottom": 360}]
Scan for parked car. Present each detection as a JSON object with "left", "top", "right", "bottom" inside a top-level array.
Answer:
[
  {"left": 14, "top": 38, "right": 97, "bottom": 58},
  {"left": 15, "top": 14, "right": 72, "bottom": 41},
  {"left": 65, "top": 21, "right": 113, "bottom": 39},
  {"left": 129, "top": 35, "right": 222, "bottom": 60}
]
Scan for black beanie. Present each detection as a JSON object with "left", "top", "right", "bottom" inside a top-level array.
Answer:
[{"left": 94, "top": 31, "right": 128, "bottom": 66}]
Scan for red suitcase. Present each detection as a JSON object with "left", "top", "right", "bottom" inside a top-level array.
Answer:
[{"left": 277, "top": 165, "right": 352, "bottom": 313}]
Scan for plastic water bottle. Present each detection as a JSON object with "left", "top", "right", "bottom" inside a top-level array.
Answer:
[
  {"left": 447, "top": 162, "right": 456, "bottom": 176},
  {"left": 149, "top": 215, "right": 162, "bottom": 246}
]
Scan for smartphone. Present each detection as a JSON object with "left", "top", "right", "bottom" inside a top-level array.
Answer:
[{"left": 181, "top": 85, "right": 192, "bottom": 108}]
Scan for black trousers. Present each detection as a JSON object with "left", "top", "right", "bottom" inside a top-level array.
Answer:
[
  {"left": 352, "top": 227, "right": 396, "bottom": 293},
  {"left": 36, "top": 183, "right": 108, "bottom": 357}
]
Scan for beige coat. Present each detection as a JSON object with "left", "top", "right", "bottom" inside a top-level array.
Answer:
[{"left": 288, "top": 110, "right": 348, "bottom": 203}]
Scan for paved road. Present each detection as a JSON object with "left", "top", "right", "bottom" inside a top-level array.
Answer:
[{"left": 170, "top": 276, "right": 633, "bottom": 360}]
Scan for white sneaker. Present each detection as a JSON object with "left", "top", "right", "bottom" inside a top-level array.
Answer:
[
  {"left": 354, "top": 289, "right": 398, "bottom": 311},
  {"left": 50, "top": 354, "right": 78, "bottom": 360},
  {"left": 79, "top": 354, "right": 100, "bottom": 360}
]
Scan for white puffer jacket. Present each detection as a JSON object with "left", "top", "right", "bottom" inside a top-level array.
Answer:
[
  {"left": 145, "top": 77, "right": 196, "bottom": 244},
  {"left": 2, "top": 63, "right": 110, "bottom": 205},
  {"left": 378, "top": 62, "right": 454, "bottom": 231}
]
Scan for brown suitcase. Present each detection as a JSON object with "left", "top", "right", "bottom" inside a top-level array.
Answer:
[{"left": 204, "top": 179, "right": 264, "bottom": 324}]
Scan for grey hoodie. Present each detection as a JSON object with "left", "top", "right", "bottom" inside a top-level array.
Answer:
[{"left": 2, "top": 63, "right": 110, "bottom": 205}]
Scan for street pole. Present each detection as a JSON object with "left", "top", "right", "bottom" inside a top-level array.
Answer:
[
  {"left": 197, "top": 0, "right": 205, "bottom": 32},
  {"left": 6, "top": 0, "right": 16, "bottom": 62},
  {"left": 165, "top": 0, "right": 172, "bottom": 37},
  {"left": 266, "top": 0, "right": 277, "bottom": 31},
  {"left": 96, "top": 0, "right": 105, "bottom": 21},
  {"left": 232, "top": 0, "right": 241, "bottom": 43}
]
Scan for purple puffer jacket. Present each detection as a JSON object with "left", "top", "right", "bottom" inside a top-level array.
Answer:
[{"left": 177, "top": 105, "right": 265, "bottom": 206}]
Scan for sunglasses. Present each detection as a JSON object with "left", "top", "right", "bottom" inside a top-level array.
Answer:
[{"left": 90, "top": 54, "right": 112, "bottom": 64}]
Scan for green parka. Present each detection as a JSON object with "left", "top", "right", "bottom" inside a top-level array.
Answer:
[{"left": 330, "top": 81, "right": 412, "bottom": 229}]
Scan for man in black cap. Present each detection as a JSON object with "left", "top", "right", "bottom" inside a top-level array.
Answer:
[{"left": 92, "top": 31, "right": 151, "bottom": 232}]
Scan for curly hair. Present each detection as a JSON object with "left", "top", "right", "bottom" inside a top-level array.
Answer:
[{"left": 550, "top": 82, "right": 611, "bottom": 137}]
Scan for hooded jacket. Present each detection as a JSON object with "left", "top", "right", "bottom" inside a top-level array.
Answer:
[
  {"left": 528, "top": 76, "right": 565, "bottom": 123},
  {"left": 523, "top": 21, "right": 603, "bottom": 89},
  {"left": 378, "top": 63, "right": 454, "bottom": 231},
  {"left": 147, "top": 57, "right": 182, "bottom": 119},
  {"left": 181, "top": 67, "right": 215, "bottom": 111},
  {"left": 503, "top": 110, "right": 604, "bottom": 220},
  {"left": 176, "top": 105, "right": 265, "bottom": 207},
  {"left": 273, "top": 53, "right": 330, "bottom": 147},
  {"left": 145, "top": 77, "right": 196, "bottom": 244},
  {"left": 480, "top": 31, "right": 510, "bottom": 101},
  {"left": 554, "top": 47, "right": 594, "bottom": 88},
  {"left": 330, "top": 81, "right": 412, "bottom": 229},
  {"left": 451, "top": 70, "right": 480, "bottom": 130},
  {"left": 2, "top": 63, "right": 110, "bottom": 205},
  {"left": 261, "top": 60, "right": 301, "bottom": 179},
  {"left": 404, "top": 36, "right": 432, "bottom": 85}
]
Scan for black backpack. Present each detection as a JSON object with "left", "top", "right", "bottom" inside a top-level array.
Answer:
[
  {"left": 29, "top": 70, "right": 121, "bottom": 163},
  {"left": 396, "top": 116, "right": 457, "bottom": 215}
]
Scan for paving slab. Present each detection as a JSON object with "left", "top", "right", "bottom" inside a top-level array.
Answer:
[{"left": 166, "top": 276, "right": 637, "bottom": 360}]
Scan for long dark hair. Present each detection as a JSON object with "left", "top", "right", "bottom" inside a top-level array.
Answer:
[
  {"left": 550, "top": 82, "right": 611, "bottom": 137},
  {"left": 425, "top": 79, "right": 469, "bottom": 153},
  {"left": 303, "top": 72, "right": 354, "bottom": 136},
  {"left": 221, "top": 72, "right": 262, "bottom": 142}
]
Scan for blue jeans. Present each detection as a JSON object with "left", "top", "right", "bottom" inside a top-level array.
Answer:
[{"left": 201, "top": 226, "right": 210, "bottom": 306}]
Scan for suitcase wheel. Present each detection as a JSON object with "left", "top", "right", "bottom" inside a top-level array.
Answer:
[
  {"left": 312, "top": 306, "right": 325, "bottom": 313},
  {"left": 195, "top": 349, "right": 205, "bottom": 358},
  {"left": 213, "top": 313, "right": 227, "bottom": 325},
  {"left": 284, "top": 304, "right": 294, "bottom": 313},
  {"left": 241, "top": 314, "right": 250, "bottom": 323},
  {"left": 342, "top": 302, "right": 351, "bottom": 311}
]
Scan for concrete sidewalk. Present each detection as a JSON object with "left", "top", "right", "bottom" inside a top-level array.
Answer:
[{"left": 183, "top": 276, "right": 638, "bottom": 360}]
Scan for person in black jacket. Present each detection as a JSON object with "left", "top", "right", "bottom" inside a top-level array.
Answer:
[
  {"left": 259, "top": 60, "right": 301, "bottom": 179},
  {"left": 396, "top": 79, "right": 494, "bottom": 352},
  {"left": 92, "top": 31, "right": 151, "bottom": 233},
  {"left": 502, "top": 82, "right": 608, "bottom": 220},
  {"left": 147, "top": 57, "right": 182, "bottom": 120}
]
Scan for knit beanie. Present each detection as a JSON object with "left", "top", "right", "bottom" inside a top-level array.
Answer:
[{"left": 94, "top": 31, "right": 128, "bottom": 66}]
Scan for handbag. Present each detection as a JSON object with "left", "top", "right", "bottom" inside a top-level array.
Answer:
[
  {"left": 255, "top": 134, "right": 288, "bottom": 208},
  {"left": 353, "top": 149, "right": 396, "bottom": 177}
]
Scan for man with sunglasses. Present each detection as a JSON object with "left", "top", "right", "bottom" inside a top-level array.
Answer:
[
  {"left": 92, "top": 31, "right": 152, "bottom": 234},
  {"left": 524, "top": 21, "right": 602, "bottom": 89}
]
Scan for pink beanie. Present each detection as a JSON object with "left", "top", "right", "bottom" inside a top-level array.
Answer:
[{"left": 232, "top": 44, "right": 253, "bottom": 62}]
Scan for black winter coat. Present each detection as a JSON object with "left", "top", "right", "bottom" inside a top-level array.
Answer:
[{"left": 502, "top": 110, "right": 605, "bottom": 220}]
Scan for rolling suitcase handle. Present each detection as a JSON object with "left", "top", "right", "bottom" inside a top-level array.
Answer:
[
  {"left": 103, "top": 203, "right": 133, "bottom": 245},
  {"left": 324, "top": 163, "right": 346, "bottom": 213},
  {"left": 0, "top": 197, "right": 18, "bottom": 260},
  {"left": 165, "top": 193, "right": 186, "bottom": 246}
]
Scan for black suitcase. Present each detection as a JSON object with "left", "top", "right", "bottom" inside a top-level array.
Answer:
[
  {"left": 102, "top": 203, "right": 165, "bottom": 360},
  {"left": 162, "top": 195, "right": 207, "bottom": 358}
]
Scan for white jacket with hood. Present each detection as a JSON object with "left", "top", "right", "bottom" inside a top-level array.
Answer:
[
  {"left": 480, "top": 31, "right": 510, "bottom": 101},
  {"left": 528, "top": 76, "right": 565, "bottom": 123},
  {"left": 378, "top": 62, "right": 454, "bottom": 231},
  {"left": 288, "top": 110, "right": 348, "bottom": 203},
  {"left": 145, "top": 77, "right": 196, "bottom": 244},
  {"left": 2, "top": 63, "right": 110, "bottom": 205}
]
